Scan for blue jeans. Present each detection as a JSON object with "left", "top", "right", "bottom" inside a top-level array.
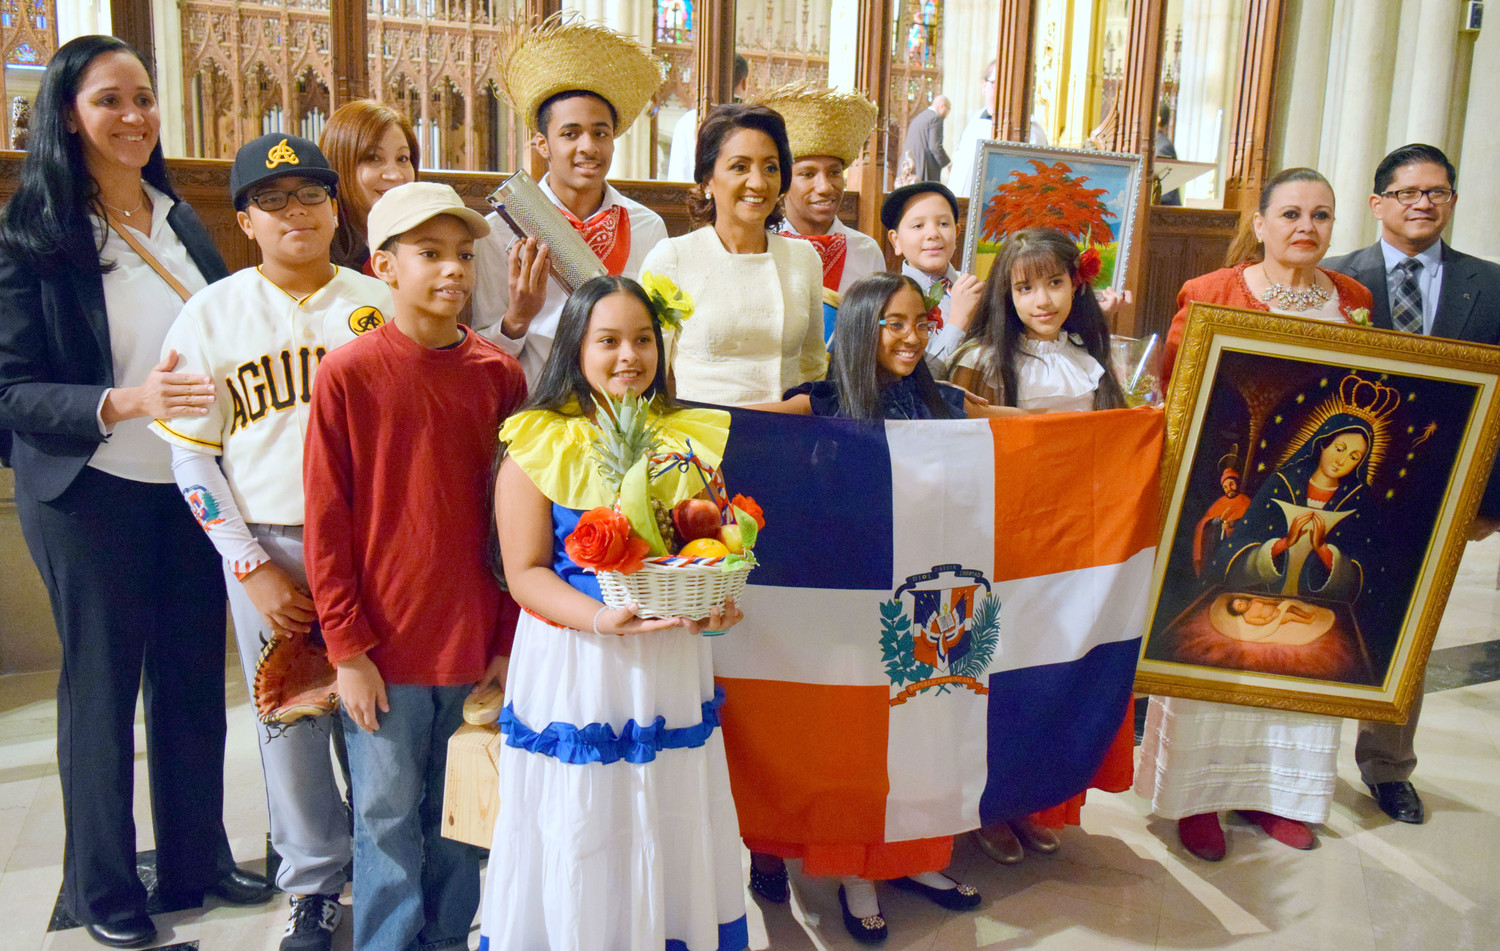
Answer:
[{"left": 342, "top": 683, "right": 480, "bottom": 951}]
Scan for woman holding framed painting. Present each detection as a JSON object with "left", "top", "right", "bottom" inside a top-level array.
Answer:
[{"left": 1138, "top": 167, "right": 1375, "bottom": 862}]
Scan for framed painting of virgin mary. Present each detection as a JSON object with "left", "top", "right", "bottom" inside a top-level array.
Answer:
[{"left": 1135, "top": 304, "right": 1500, "bottom": 722}]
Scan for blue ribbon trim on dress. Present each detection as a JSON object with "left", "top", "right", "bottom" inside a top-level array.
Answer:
[
  {"left": 666, "top": 916, "right": 749, "bottom": 951},
  {"left": 500, "top": 685, "right": 726, "bottom": 766}
]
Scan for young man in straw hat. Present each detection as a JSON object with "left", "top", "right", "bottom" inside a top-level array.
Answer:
[
  {"left": 471, "top": 15, "right": 669, "bottom": 385},
  {"left": 757, "top": 83, "right": 886, "bottom": 343}
]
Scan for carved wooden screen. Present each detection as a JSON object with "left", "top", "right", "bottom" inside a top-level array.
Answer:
[
  {"left": 180, "top": 0, "right": 526, "bottom": 171},
  {"left": 0, "top": 0, "right": 57, "bottom": 147}
]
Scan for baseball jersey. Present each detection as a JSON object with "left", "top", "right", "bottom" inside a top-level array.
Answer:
[
  {"left": 469, "top": 176, "right": 667, "bottom": 386},
  {"left": 151, "top": 265, "right": 393, "bottom": 525}
]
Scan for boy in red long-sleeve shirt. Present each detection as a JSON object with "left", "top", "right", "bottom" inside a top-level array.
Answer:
[{"left": 303, "top": 182, "right": 525, "bottom": 951}]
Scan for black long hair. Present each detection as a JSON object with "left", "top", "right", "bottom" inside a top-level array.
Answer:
[
  {"left": 523, "top": 275, "right": 677, "bottom": 415},
  {"left": 830, "top": 273, "right": 959, "bottom": 420},
  {"left": 0, "top": 35, "right": 177, "bottom": 274},
  {"left": 962, "top": 227, "right": 1125, "bottom": 410}
]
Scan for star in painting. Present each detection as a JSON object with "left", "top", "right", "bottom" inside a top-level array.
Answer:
[
  {"left": 1406, "top": 452, "right": 1414, "bottom": 460},
  {"left": 1407, "top": 392, "right": 1417, "bottom": 402},
  {"left": 1385, "top": 489, "right": 1395, "bottom": 499},
  {"left": 1319, "top": 377, "right": 1329, "bottom": 387},
  {"left": 1407, "top": 425, "right": 1415, "bottom": 434},
  {"left": 1274, "top": 414, "right": 1283, "bottom": 424},
  {"left": 1296, "top": 393, "right": 1305, "bottom": 404},
  {"left": 1258, "top": 462, "right": 1267, "bottom": 472},
  {"left": 1399, "top": 468, "right": 1407, "bottom": 478}
]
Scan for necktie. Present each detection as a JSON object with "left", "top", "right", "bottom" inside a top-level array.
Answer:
[{"left": 1391, "top": 258, "right": 1424, "bottom": 334}]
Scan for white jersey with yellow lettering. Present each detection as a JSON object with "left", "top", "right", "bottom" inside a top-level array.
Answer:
[{"left": 151, "top": 265, "right": 392, "bottom": 525}]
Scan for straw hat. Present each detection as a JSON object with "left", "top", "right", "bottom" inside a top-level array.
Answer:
[
  {"left": 753, "top": 82, "right": 878, "bottom": 167},
  {"left": 498, "top": 14, "right": 665, "bottom": 136}
]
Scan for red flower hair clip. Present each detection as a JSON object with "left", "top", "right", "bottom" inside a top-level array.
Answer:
[{"left": 1075, "top": 246, "right": 1102, "bottom": 288}]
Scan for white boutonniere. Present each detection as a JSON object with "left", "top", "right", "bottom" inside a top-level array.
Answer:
[{"left": 1347, "top": 307, "right": 1372, "bottom": 327}]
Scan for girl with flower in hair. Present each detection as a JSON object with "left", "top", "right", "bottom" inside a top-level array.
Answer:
[
  {"left": 947, "top": 227, "right": 1134, "bottom": 865},
  {"left": 482, "top": 273, "right": 749, "bottom": 950},
  {"left": 948, "top": 227, "right": 1126, "bottom": 412}
]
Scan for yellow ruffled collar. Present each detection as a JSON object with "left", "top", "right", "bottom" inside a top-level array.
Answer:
[{"left": 499, "top": 397, "right": 731, "bottom": 510}]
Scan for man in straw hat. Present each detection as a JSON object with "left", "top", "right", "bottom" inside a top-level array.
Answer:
[
  {"left": 471, "top": 15, "right": 669, "bottom": 384},
  {"left": 756, "top": 83, "right": 885, "bottom": 342}
]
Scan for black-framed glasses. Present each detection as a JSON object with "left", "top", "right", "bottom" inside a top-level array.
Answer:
[
  {"left": 248, "top": 184, "right": 331, "bottom": 212},
  {"left": 879, "top": 318, "right": 937, "bottom": 337},
  {"left": 1379, "top": 187, "right": 1455, "bottom": 205}
]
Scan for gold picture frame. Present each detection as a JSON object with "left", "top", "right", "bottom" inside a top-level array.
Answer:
[{"left": 1135, "top": 304, "right": 1500, "bottom": 722}]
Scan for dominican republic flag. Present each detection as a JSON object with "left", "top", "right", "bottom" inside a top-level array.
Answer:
[{"left": 714, "top": 406, "right": 1162, "bottom": 845}]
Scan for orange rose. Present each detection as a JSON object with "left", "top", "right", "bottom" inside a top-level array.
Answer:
[
  {"left": 565, "top": 508, "right": 651, "bottom": 574},
  {"left": 731, "top": 494, "right": 766, "bottom": 529}
]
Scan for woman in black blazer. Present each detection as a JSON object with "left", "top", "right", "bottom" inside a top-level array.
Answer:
[{"left": 0, "top": 36, "right": 271, "bottom": 948}]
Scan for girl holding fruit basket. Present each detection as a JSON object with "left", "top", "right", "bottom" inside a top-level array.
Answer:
[{"left": 480, "top": 274, "right": 756, "bottom": 950}]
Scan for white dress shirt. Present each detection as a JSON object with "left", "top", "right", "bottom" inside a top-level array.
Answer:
[
  {"left": 470, "top": 176, "right": 668, "bottom": 386},
  {"left": 91, "top": 183, "right": 211, "bottom": 483}
]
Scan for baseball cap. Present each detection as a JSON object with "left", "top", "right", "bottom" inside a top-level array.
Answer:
[
  {"left": 880, "top": 181, "right": 960, "bottom": 231},
  {"left": 366, "top": 182, "right": 491, "bottom": 253},
  {"left": 230, "top": 133, "right": 339, "bottom": 210}
]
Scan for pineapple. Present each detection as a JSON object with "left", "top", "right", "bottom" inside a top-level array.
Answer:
[
  {"left": 588, "top": 392, "right": 662, "bottom": 494},
  {"left": 588, "top": 393, "right": 672, "bottom": 558}
]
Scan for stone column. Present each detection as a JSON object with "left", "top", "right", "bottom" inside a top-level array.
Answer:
[
  {"left": 1326, "top": 0, "right": 1399, "bottom": 254},
  {"left": 150, "top": 0, "right": 187, "bottom": 157},
  {"left": 1401, "top": 0, "right": 1462, "bottom": 148},
  {"left": 1273, "top": 0, "right": 1333, "bottom": 171},
  {"left": 1452, "top": 11, "right": 1500, "bottom": 261}
]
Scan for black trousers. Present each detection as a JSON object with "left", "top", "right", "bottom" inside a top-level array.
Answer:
[{"left": 17, "top": 466, "right": 235, "bottom": 925}]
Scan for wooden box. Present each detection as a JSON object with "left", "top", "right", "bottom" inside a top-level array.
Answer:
[{"left": 441, "top": 721, "right": 502, "bottom": 847}]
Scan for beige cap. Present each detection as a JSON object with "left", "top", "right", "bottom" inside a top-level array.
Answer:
[{"left": 367, "top": 182, "right": 490, "bottom": 253}]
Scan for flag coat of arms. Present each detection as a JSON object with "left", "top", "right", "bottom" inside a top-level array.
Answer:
[{"left": 714, "top": 406, "right": 1162, "bottom": 846}]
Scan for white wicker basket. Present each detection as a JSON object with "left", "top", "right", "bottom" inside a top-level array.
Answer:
[{"left": 596, "top": 557, "right": 754, "bottom": 622}]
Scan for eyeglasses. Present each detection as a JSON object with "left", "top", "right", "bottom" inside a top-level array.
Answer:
[
  {"left": 1379, "top": 187, "right": 1454, "bottom": 205},
  {"left": 879, "top": 318, "right": 937, "bottom": 337},
  {"left": 247, "top": 184, "right": 332, "bottom": 212}
]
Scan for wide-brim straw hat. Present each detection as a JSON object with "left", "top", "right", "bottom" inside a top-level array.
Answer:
[
  {"left": 753, "top": 82, "right": 878, "bottom": 167},
  {"left": 498, "top": 13, "right": 665, "bottom": 136}
]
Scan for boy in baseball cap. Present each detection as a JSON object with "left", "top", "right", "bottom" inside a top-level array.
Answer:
[
  {"left": 153, "top": 132, "right": 394, "bottom": 951},
  {"left": 303, "top": 181, "right": 525, "bottom": 951},
  {"left": 880, "top": 181, "right": 984, "bottom": 364}
]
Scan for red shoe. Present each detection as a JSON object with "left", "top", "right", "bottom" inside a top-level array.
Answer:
[
  {"left": 1238, "top": 810, "right": 1315, "bottom": 849},
  {"left": 1178, "top": 812, "right": 1225, "bottom": 861}
]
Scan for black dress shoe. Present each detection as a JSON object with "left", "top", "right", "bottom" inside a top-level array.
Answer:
[
  {"left": 208, "top": 866, "right": 276, "bottom": 904},
  {"left": 83, "top": 915, "right": 156, "bottom": 949},
  {"left": 837, "top": 885, "right": 887, "bottom": 945},
  {"left": 1368, "top": 781, "right": 1425, "bottom": 824},
  {"left": 890, "top": 875, "right": 983, "bottom": 910}
]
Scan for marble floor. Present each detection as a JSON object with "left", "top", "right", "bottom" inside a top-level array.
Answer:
[{"left": 2, "top": 536, "right": 1497, "bottom": 951}]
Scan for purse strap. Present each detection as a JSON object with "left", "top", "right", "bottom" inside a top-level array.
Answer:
[{"left": 104, "top": 209, "right": 193, "bottom": 303}]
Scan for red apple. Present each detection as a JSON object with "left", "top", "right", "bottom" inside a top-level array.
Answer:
[{"left": 672, "top": 499, "right": 721, "bottom": 543}]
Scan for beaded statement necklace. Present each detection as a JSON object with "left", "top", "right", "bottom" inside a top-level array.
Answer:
[{"left": 1259, "top": 279, "right": 1331, "bottom": 312}]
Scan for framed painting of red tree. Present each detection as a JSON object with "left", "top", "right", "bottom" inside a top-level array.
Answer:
[{"left": 961, "top": 142, "right": 1143, "bottom": 294}]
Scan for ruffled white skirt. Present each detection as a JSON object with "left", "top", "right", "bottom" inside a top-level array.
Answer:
[
  {"left": 478, "top": 611, "right": 747, "bottom": 951},
  {"left": 1134, "top": 696, "right": 1341, "bottom": 823}
]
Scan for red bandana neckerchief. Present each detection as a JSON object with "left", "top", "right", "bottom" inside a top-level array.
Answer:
[
  {"left": 788, "top": 231, "right": 848, "bottom": 292},
  {"left": 559, "top": 203, "right": 631, "bottom": 275}
]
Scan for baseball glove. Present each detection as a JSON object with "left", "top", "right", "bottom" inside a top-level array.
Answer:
[{"left": 253, "top": 626, "right": 339, "bottom": 733}]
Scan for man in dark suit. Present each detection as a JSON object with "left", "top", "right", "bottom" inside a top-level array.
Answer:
[
  {"left": 902, "top": 95, "right": 950, "bottom": 183},
  {"left": 1325, "top": 142, "right": 1500, "bottom": 826}
]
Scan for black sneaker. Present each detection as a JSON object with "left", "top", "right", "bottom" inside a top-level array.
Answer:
[{"left": 281, "top": 893, "right": 342, "bottom": 951}]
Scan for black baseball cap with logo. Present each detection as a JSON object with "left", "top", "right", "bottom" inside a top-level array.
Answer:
[{"left": 230, "top": 133, "right": 340, "bottom": 210}]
